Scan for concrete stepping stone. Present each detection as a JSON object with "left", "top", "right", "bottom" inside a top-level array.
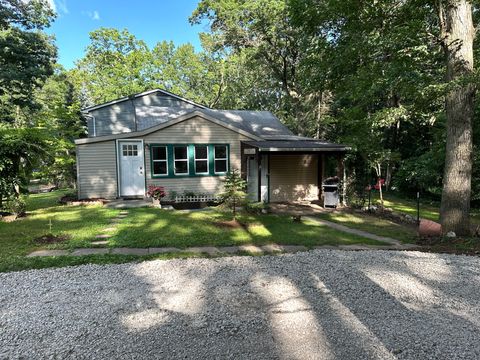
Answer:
[
  {"left": 261, "top": 244, "right": 283, "bottom": 253},
  {"left": 111, "top": 248, "right": 148, "bottom": 256},
  {"left": 116, "top": 214, "right": 128, "bottom": 218},
  {"left": 91, "top": 240, "right": 109, "bottom": 246},
  {"left": 148, "top": 247, "right": 181, "bottom": 254},
  {"left": 218, "top": 246, "right": 240, "bottom": 254},
  {"left": 95, "top": 234, "right": 112, "bottom": 239},
  {"left": 119, "top": 211, "right": 129, "bottom": 215},
  {"left": 71, "top": 248, "right": 109, "bottom": 256},
  {"left": 27, "top": 250, "right": 69, "bottom": 257},
  {"left": 238, "top": 245, "right": 264, "bottom": 254},
  {"left": 102, "top": 227, "right": 116, "bottom": 232},
  {"left": 183, "top": 246, "right": 221, "bottom": 256},
  {"left": 279, "top": 245, "right": 308, "bottom": 253}
]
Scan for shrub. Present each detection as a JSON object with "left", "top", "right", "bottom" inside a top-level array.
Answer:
[
  {"left": 218, "top": 169, "right": 247, "bottom": 220},
  {"left": 245, "top": 201, "right": 269, "bottom": 214},
  {"left": 6, "top": 196, "right": 26, "bottom": 217},
  {"left": 147, "top": 186, "right": 166, "bottom": 200}
]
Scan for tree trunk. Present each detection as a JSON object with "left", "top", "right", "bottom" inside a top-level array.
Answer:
[{"left": 439, "top": 0, "right": 476, "bottom": 236}]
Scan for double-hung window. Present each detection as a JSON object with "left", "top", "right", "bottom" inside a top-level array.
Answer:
[
  {"left": 150, "top": 144, "right": 229, "bottom": 177},
  {"left": 194, "top": 145, "right": 209, "bottom": 175},
  {"left": 174, "top": 146, "right": 189, "bottom": 175},
  {"left": 151, "top": 146, "right": 168, "bottom": 176},
  {"left": 214, "top": 145, "right": 228, "bottom": 174}
]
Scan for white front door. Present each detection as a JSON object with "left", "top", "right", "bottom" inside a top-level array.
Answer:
[{"left": 118, "top": 140, "right": 145, "bottom": 197}]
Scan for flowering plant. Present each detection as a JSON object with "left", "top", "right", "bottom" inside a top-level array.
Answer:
[{"left": 147, "top": 186, "right": 166, "bottom": 200}]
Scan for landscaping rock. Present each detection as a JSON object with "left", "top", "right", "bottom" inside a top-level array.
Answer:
[
  {"left": 446, "top": 231, "right": 456, "bottom": 238},
  {"left": 418, "top": 219, "right": 442, "bottom": 237}
]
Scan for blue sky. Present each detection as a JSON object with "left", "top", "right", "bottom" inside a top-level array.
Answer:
[{"left": 45, "top": 0, "right": 206, "bottom": 69}]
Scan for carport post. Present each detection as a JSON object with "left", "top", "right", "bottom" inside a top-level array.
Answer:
[
  {"left": 337, "top": 154, "right": 346, "bottom": 206},
  {"left": 318, "top": 153, "right": 325, "bottom": 201}
]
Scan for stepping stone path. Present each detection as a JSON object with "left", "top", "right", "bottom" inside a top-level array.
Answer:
[{"left": 27, "top": 211, "right": 419, "bottom": 258}]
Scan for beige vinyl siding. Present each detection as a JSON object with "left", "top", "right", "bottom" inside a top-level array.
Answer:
[
  {"left": 145, "top": 116, "right": 251, "bottom": 195},
  {"left": 269, "top": 154, "right": 318, "bottom": 202},
  {"left": 77, "top": 141, "right": 117, "bottom": 199}
]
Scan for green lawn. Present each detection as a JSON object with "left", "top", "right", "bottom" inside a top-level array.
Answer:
[
  {"left": 371, "top": 192, "right": 480, "bottom": 225},
  {"left": 317, "top": 211, "right": 417, "bottom": 243},
  {"left": 111, "top": 208, "right": 384, "bottom": 248},
  {"left": 0, "top": 190, "right": 386, "bottom": 273}
]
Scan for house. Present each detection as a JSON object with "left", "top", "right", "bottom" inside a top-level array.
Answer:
[{"left": 74, "top": 89, "right": 349, "bottom": 203}]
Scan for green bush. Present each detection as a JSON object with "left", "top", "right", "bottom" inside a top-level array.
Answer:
[
  {"left": 6, "top": 196, "right": 26, "bottom": 216},
  {"left": 245, "top": 201, "right": 269, "bottom": 214}
]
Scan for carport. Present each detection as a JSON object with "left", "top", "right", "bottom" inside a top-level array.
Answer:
[{"left": 240, "top": 140, "right": 350, "bottom": 204}]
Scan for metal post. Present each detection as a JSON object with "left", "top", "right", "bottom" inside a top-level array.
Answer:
[
  {"left": 368, "top": 187, "right": 371, "bottom": 211},
  {"left": 416, "top": 191, "right": 420, "bottom": 225}
]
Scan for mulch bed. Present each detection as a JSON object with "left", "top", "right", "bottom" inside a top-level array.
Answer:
[{"left": 33, "top": 234, "right": 70, "bottom": 244}]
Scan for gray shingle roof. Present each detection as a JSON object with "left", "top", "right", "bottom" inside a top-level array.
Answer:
[
  {"left": 243, "top": 140, "right": 349, "bottom": 152},
  {"left": 134, "top": 106, "right": 296, "bottom": 138}
]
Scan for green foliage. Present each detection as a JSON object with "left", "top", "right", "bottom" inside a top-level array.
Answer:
[
  {"left": 5, "top": 195, "right": 26, "bottom": 216},
  {"left": 0, "top": 0, "right": 56, "bottom": 123},
  {"left": 245, "top": 201, "right": 269, "bottom": 215},
  {"left": 0, "top": 126, "right": 52, "bottom": 201},
  {"left": 219, "top": 169, "right": 247, "bottom": 219}
]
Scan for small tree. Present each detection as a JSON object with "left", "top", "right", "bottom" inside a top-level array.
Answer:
[{"left": 219, "top": 169, "right": 247, "bottom": 220}]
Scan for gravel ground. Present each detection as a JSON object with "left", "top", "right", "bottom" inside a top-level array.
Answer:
[{"left": 1, "top": 250, "right": 480, "bottom": 360}]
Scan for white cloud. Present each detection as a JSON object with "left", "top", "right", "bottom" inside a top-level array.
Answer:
[
  {"left": 56, "top": 0, "right": 69, "bottom": 14},
  {"left": 83, "top": 10, "right": 100, "bottom": 21}
]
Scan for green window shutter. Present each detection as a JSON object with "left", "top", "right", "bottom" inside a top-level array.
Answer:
[
  {"left": 188, "top": 144, "right": 195, "bottom": 176},
  {"left": 167, "top": 144, "right": 174, "bottom": 177},
  {"left": 208, "top": 144, "right": 215, "bottom": 176}
]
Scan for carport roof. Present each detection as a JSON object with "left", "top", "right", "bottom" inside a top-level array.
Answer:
[{"left": 242, "top": 140, "right": 350, "bottom": 152}]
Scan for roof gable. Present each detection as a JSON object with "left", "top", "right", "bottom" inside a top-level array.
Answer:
[
  {"left": 82, "top": 89, "right": 207, "bottom": 112},
  {"left": 75, "top": 111, "right": 263, "bottom": 144}
]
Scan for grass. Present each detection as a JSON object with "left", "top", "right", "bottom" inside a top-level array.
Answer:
[
  {"left": 111, "top": 208, "right": 385, "bottom": 248},
  {"left": 317, "top": 211, "right": 417, "bottom": 243},
  {"left": 0, "top": 190, "right": 386, "bottom": 273},
  {"left": 370, "top": 191, "right": 480, "bottom": 225}
]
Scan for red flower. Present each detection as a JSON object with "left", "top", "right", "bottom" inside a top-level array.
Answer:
[{"left": 147, "top": 186, "right": 166, "bottom": 200}]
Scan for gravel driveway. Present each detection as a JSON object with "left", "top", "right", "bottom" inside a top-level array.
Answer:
[{"left": 1, "top": 250, "right": 480, "bottom": 359}]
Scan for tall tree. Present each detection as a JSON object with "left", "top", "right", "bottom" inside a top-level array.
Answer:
[
  {"left": 0, "top": 0, "right": 56, "bottom": 123},
  {"left": 190, "top": 0, "right": 317, "bottom": 135},
  {"left": 438, "top": 0, "right": 476, "bottom": 235}
]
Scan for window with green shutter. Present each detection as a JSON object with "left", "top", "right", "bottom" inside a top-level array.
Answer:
[{"left": 150, "top": 144, "right": 229, "bottom": 178}]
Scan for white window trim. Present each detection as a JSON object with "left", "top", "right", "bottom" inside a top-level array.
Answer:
[
  {"left": 214, "top": 145, "right": 228, "bottom": 174},
  {"left": 194, "top": 145, "right": 209, "bottom": 175},
  {"left": 151, "top": 145, "right": 168, "bottom": 177},
  {"left": 173, "top": 145, "right": 189, "bottom": 175}
]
